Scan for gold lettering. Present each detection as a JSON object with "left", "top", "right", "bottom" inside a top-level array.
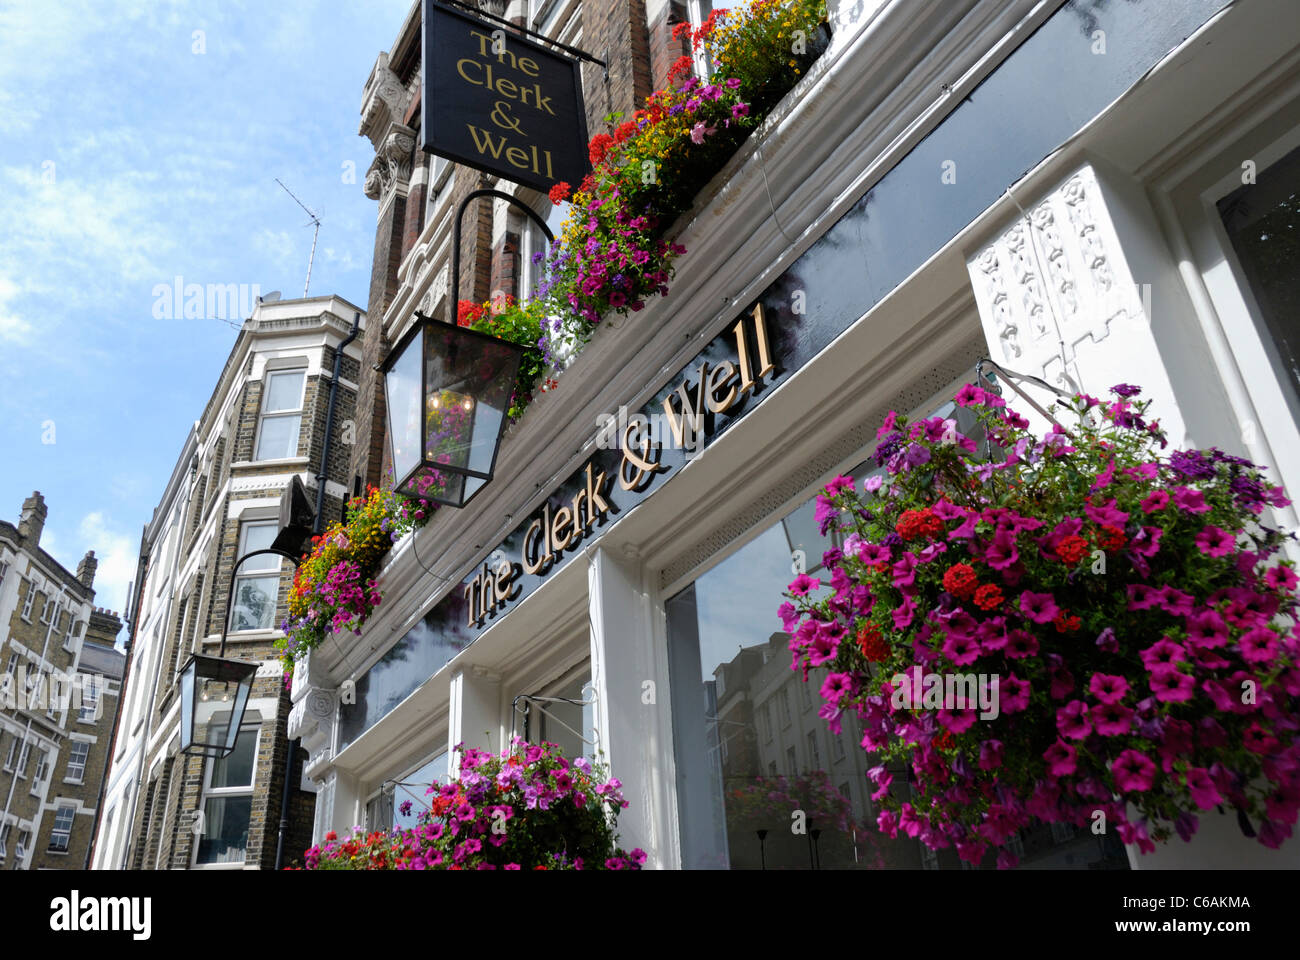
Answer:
[
  {"left": 506, "top": 146, "right": 530, "bottom": 169},
  {"left": 496, "top": 76, "right": 517, "bottom": 99},
  {"left": 518, "top": 56, "right": 539, "bottom": 76},
  {"left": 587, "top": 463, "right": 611, "bottom": 516},
  {"left": 551, "top": 506, "right": 573, "bottom": 551},
  {"left": 734, "top": 318, "right": 753, "bottom": 394},
  {"left": 662, "top": 363, "right": 708, "bottom": 448},
  {"left": 706, "top": 360, "right": 738, "bottom": 412},
  {"left": 752, "top": 303, "right": 775, "bottom": 379},
  {"left": 456, "top": 57, "right": 483, "bottom": 86},
  {"left": 522, "top": 518, "right": 548, "bottom": 575},
  {"left": 466, "top": 125, "right": 508, "bottom": 158},
  {"left": 493, "top": 560, "right": 515, "bottom": 603},
  {"left": 463, "top": 580, "right": 479, "bottom": 626}
]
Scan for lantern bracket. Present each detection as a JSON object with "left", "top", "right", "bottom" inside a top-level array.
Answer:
[{"left": 449, "top": 189, "right": 555, "bottom": 325}]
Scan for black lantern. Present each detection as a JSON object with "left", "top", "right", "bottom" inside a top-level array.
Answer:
[
  {"left": 177, "top": 653, "right": 257, "bottom": 758},
  {"left": 381, "top": 311, "right": 527, "bottom": 508}
]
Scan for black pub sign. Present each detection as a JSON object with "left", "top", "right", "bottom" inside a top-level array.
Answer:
[{"left": 421, "top": 0, "right": 591, "bottom": 192}]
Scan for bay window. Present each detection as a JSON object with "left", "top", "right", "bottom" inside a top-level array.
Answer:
[
  {"left": 254, "top": 368, "right": 306, "bottom": 461},
  {"left": 231, "top": 520, "right": 281, "bottom": 632},
  {"left": 195, "top": 725, "right": 257, "bottom": 866}
]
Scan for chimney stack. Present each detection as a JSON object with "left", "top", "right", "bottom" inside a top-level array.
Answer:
[
  {"left": 77, "top": 550, "right": 98, "bottom": 589},
  {"left": 18, "top": 491, "right": 47, "bottom": 546}
]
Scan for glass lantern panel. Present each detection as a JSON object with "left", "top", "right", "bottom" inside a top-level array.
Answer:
[
  {"left": 423, "top": 325, "right": 520, "bottom": 477},
  {"left": 386, "top": 330, "right": 424, "bottom": 486}
]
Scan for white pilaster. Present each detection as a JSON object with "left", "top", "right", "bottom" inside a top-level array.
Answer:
[
  {"left": 967, "top": 161, "right": 1241, "bottom": 452},
  {"left": 448, "top": 666, "right": 501, "bottom": 773},
  {"left": 588, "top": 547, "right": 673, "bottom": 867}
]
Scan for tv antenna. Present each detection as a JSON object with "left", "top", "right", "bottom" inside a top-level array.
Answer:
[{"left": 274, "top": 178, "right": 321, "bottom": 298}]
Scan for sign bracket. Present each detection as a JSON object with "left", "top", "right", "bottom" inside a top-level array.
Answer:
[{"left": 437, "top": 0, "right": 607, "bottom": 70}]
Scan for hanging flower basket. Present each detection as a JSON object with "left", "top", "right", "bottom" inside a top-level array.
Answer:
[
  {"left": 782, "top": 382, "right": 1300, "bottom": 867},
  {"left": 295, "top": 740, "right": 645, "bottom": 870}
]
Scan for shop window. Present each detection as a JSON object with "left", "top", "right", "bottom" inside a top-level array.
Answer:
[
  {"left": 665, "top": 385, "right": 1128, "bottom": 870},
  {"left": 231, "top": 521, "right": 281, "bottom": 632},
  {"left": 365, "top": 792, "right": 394, "bottom": 834},
  {"left": 254, "top": 368, "right": 306, "bottom": 461},
  {"left": 195, "top": 725, "right": 257, "bottom": 865},
  {"left": 65, "top": 741, "right": 89, "bottom": 784},
  {"left": 48, "top": 804, "right": 75, "bottom": 853},
  {"left": 390, "top": 750, "right": 451, "bottom": 831},
  {"left": 520, "top": 665, "right": 595, "bottom": 762},
  {"left": 1216, "top": 143, "right": 1300, "bottom": 407}
]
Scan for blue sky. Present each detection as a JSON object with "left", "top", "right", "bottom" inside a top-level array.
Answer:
[{"left": 0, "top": 0, "right": 412, "bottom": 630}]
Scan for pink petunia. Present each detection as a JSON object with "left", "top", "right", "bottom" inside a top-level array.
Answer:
[
  {"left": 1139, "top": 637, "right": 1186, "bottom": 672},
  {"left": 1140, "top": 490, "right": 1169, "bottom": 513},
  {"left": 1149, "top": 666, "right": 1195, "bottom": 703},
  {"left": 1044, "top": 739, "right": 1077, "bottom": 776},
  {"left": 1195, "top": 525, "right": 1236, "bottom": 558},
  {"left": 1018, "top": 591, "right": 1059, "bottom": 624},
  {"left": 1185, "top": 767, "right": 1222, "bottom": 809},
  {"left": 1172, "top": 486, "right": 1210, "bottom": 514},
  {"left": 1056, "top": 700, "right": 1091, "bottom": 740},
  {"left": 1089, "top": 673, "right": 1129, "bottom": 704},
  {"left": 1093, "top": 701, "right": 1134, "bottom": 736},
  {"left": 1238, "top": 625, "right": 1280, "bottom": 666},
  {"left": 1112, "top": 750, "right": 1158, "bottom": 793},
  {"left": 1263, "top": 565, "right": 1299, "bottom": 592},
  {"left": 1000, "top": 673, "right": 1030, "bottom": 713}
]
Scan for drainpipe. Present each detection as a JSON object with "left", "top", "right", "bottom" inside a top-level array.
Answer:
[{"left": 275, "top": 311, "right": 360, "bottom": 871}]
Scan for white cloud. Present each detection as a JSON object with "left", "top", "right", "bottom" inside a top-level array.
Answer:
[
  {"left": 77, "top": 511, "right": 138, "bottom": 621},
  {"left": 0, "top": 272, "right": 32, "bottom": 343}
]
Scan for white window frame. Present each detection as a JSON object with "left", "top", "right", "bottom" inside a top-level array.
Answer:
[
  {"left": 193, "top": 725, "right": 259, "bottom": 868},
  {"left": 20, "top": 582, "right": 36, "bottom": 622},
  {"left": 0, "top": 559, "right": 9, "bottom": 585},
  {"left": 230, "top": 521, "right": 282, "bottom": 633},
  {"left": 65, "top": 741, "right": 89, "bottom": 784},
  {"left": 31, "top": 749, "right": 48, "bottom": 794},
  {"left": 2, "top": 738, "right": 15, "bottom": 772},
  {"left": 48, "top": 804, "right": 75, "bottom": 854},
  {"left": 16, "top": 828, "right": 30, "bottom": 861},
  {"left": 63, "top": 614, "right": 81, "bottom": 652},
  {"left": 40, "top": 594, "right": 59, "bottom": 627},
  {"left": 78, "top": 675, "right": 101, "bottom": 723},
  {"left": 426, "top": 154, "right": 453, "bottom": 225},
  {"left": 15, "top": 740, "right": 30, "bottom": 779},
  {"left": 1164, "top": 93, "right": 1300, "bottom": 530},
  {"left": 253, "top": 367, "right": 307, "bottom": 462},
  {"left": 0, "top": 823, "right": 8, "bottom": 860},
  {"left": 686, "top": 0, "right": 715, "bottom": 79}
]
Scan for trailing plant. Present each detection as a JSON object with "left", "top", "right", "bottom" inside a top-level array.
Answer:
[
  {"left": 782, "top": 383, "right": 1300, "bottom": 867},
  {"left": 296, "top": 740, "right": 646, "bottom": 870}
]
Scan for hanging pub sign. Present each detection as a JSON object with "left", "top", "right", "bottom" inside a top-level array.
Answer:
[{"left": 421, "top": 0, "right": 591, "bottom": 193}]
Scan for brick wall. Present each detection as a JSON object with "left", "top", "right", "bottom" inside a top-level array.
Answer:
[{"left": 648, "top": 0, "right": 691, "bottom": 90}]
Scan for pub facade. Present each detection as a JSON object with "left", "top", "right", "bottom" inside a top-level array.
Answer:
[{"left": 288, "top": 0, "right": 1300, "bottom": 869}]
